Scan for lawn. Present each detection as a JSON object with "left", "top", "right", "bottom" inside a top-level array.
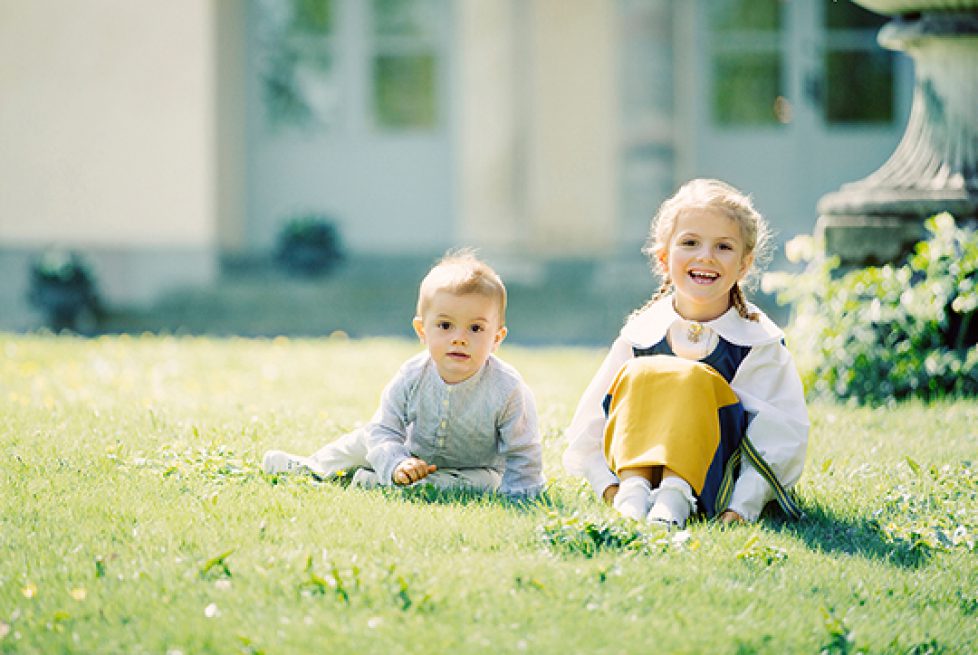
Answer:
[{"left": 1, "top": 334, "right": 976, "bottom": 654}]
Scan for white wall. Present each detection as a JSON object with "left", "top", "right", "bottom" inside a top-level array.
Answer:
[
  {"left": 0, "top": 0, "right": 217, "bottom": 247},
  {"left": 456, "top": 0, "right": 619, "bottom": 262},
  {"left": 456, "top": 0, "right": 525, "bottom": 253},
  {"left": 0, "top": 0, "right": 242, "bottom": 306},
  {"left": 525, "top": 0, "right": 618, "bottom": 255}
]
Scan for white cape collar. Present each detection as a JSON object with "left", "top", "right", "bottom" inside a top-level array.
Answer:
[{"left": 620, "top": 295, "right": 783, "bottom": 348}]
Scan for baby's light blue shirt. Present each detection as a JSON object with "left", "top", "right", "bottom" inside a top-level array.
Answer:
[{"left": 365, "top": 351, "right": 545, "bottom": 498}]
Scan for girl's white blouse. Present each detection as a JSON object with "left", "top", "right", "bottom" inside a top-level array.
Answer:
[{"left": 562, "top": 296, "right": 810, "bottom": 521}]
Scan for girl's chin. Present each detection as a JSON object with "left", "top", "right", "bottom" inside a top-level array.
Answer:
[{"left": 675, "top": 295, "right": 732, "bottom": 319}]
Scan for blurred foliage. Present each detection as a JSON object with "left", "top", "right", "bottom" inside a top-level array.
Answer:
[
  {"left": 764, "top": 213, "right": 978, "bottom": 404},
  {"left": 276, "top": 214, "right": 345, "bottom": 277},
  {"left": 258, "top": 0, "right": 337, "bottom": 129},
  {"left": 27, "top": 249, "right": 101, "bottom": 333}
]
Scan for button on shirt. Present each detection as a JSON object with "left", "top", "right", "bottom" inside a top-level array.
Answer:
[{"left": 364, "top": 351, "right": 545, "bottom": 497}]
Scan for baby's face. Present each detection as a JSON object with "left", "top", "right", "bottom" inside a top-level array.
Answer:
[{"left": 413, "top": 291, "right": 507, "bottom": 384}]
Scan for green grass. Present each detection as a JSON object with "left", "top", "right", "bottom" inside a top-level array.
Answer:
[{"left": 1, "top": 334, "right": 976, "bottom": 654}]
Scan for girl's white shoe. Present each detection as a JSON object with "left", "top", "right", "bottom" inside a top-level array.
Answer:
[
  {"left": 613, "top": 476, "right": 653, "bottom": 521},
  {"left": 647, "top": 477, "right": 696, "bottom": 528}
]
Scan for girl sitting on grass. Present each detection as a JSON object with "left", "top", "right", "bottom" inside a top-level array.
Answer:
[{"left": 563, "top": 178, "right": 809, "bottom": 527}]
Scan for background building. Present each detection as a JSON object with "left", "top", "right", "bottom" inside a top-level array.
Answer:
[{"left": 0, "top": 0, "right": 912, "bottom": 334}]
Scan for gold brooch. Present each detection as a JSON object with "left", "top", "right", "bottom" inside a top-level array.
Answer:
[{"left": 687, "top": 321, "right": 704, "bottom": 343}]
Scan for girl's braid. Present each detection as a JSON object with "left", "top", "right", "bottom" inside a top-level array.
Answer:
[
  {"left": 730, "top": 282, "right": 759, "bottom": 322},
  {"left": 651, "top": 275, "right": 672, "bottom": 304},
  {"left": 627, "top": 276, "right": 672, "bottom": 322}
]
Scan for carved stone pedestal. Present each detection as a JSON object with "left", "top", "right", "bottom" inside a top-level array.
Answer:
[{"left": 817, "top": 2, "right": 978, "bottom": 265}]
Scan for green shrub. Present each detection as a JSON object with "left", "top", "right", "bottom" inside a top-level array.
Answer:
[
  {"left": 275, "top": 214, "right": 344, "bottom": 277},
  {"left": 764, "top": 213, "right": 978, "bottom": 404},
  {"left": 27, "top": 248, "right": 102, "bottom": 333}
]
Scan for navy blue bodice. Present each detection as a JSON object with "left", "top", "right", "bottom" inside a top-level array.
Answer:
[{"left": 632, "top": 336, "right": 752, "bottom": 383}]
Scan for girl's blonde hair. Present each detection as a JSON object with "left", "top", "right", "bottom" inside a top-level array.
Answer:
[
  {"left": 639, "top": 178, "right": 772, "bottom": 321},
  {"left": 417, "top": 248, "right": 507, "bottom": 324}
]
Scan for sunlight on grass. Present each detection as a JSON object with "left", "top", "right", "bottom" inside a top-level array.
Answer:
[{"left": 1, "top": 333, "right": 976, "bottom": 654}]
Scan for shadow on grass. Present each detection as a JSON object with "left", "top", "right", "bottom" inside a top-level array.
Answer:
[
  {"left": 765, "top": 498, "right": 931, "bottom": 569},
  {"left": 383, "top": 482, "right": 579, "bottom": 513},
  {"left": 385, "top": 483, "right": 506, "bottom": 507},
  {"left": 262, "top": 468, "right": 577, "bottom": 513}
]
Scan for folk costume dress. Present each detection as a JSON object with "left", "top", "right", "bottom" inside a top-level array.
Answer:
[{"left": 563, "top": 295, "right": 809, "bottom": 521}]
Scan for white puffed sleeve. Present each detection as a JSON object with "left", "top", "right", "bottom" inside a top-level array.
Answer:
[
  {"left": 727, "top": 341, "right": 809, "bottom": 521},
  {"left": 562, "top": 337, "right": 634, "bottom": 497}
]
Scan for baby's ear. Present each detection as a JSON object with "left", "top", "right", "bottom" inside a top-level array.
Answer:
[
  {"left": 412, "top": 316, "right": 426, "bottom": 343},
  {"left": 494, "top": 325, "right": 508, "bottom": 350}
]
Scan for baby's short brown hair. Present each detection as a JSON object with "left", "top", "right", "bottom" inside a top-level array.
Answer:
[{"left": 416, "top": 249, "right": 507, "bottom": 324}]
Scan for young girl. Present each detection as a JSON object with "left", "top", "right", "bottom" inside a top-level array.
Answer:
[{"left": 563, "top": 178, "right": 808, "bottom": 527}]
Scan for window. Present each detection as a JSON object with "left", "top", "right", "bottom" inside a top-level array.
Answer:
[
  {"left": 255, "top": 0, "right": 443, "bottom": 132},
  {"left": 706, "top": 0, "right": 894, "bottom": 128},
  {"left": 256, "top": 0, "right": 341, "bottom": 130},
  {"left": 709, "top": 0, "right": 785, "bottom": 126},
  {"left": 822, "top": 0, "right": 893, "bottom": 124},
  {"left": 369, "top": 0, "right": 440, "bottom": 130}
]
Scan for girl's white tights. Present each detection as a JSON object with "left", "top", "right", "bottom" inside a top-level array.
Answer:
[{"left": 613, "top": 476, "right": 652, "bottom": 520}]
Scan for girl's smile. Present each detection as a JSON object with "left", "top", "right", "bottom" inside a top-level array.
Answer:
[{"left": 688, "top": 269, "right": 720, "bottom": 284}]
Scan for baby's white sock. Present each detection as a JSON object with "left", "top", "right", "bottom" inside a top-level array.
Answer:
[
  {"left": 613, "top": 476, "right": 653, "bottom": 521},
  {"left": 647, "top": 476, "right": 696, "bottom": 528}
]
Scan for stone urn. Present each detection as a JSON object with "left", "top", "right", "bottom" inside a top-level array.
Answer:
[{"left": 816, "top": 0, "right": 978, "bottom": 265}]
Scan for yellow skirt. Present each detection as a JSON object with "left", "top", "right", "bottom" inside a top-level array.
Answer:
[{"left": 603, "top": 355, "right": 741, "bottom": 494}]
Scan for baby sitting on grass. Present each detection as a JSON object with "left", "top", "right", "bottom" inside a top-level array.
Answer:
[{"left": 263, "top": 249, "right": 545, "bottom": 498}]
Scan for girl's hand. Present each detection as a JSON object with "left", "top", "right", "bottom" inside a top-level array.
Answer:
[
  {"left": 719, "top": 510, "right": 745, "bottom": 524},
  {"left": 393, "top": 458, "right": 437, "bottom": 486},
  {"left": 602, "top": 483, "right": 619, "bottom": 505}
]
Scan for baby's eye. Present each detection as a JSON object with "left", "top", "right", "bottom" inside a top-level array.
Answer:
[
  {"left": 680, "top": 239, "right": 697, "bottom": 247},
  {"left": 470, "top": 324, "right": 485, "bottom": 333},
  {"left": 718, "top": 242, "right": 734, "bottom": 251},
  {"left": 437, "top": 321, "right": 452, "bottom": 330}
]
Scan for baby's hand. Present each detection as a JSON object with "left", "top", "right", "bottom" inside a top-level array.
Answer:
[{"left": 392, "top": 457, "right": 437, "bottom": 486}]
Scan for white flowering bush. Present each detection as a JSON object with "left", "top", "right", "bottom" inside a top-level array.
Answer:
[{"left": 765, "top": 213, "right": 978, "bottom": 404}]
